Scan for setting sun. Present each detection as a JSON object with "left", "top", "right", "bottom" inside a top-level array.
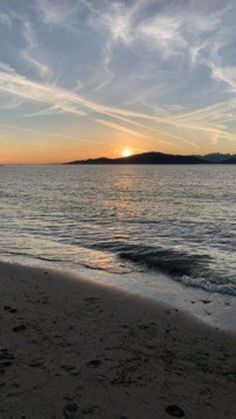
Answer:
[{"left": 121, "top": 147, "right": 133, "bottom": 158}]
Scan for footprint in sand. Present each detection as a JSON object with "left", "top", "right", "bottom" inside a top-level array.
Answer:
[
  {"left": 12, "top": 324, "right": 26, "bottom": 332},
  {"left": 166, "top": 404, "right": 185, "bottom": 417},
  {"left": 3, "top": 306, "right": 18, "bottom": 313},
  {"left": 63, "top": 401, "right": 78, "bottom": 419},
  {"left": 87, "top": 360, "right": 101, "bottom": 368}
]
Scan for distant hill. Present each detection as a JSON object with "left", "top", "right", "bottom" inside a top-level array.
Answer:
[
  {"left": 65, "top": 151, "right": 209, "bottom": 165},
  {"left": 222, "top": 156, "right": 236, "bottom": 164},
  {"left": 201, "top": 153, "right": 235, "bottom": 163}
]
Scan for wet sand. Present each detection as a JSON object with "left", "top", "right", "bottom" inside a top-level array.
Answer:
[{"left": 0, "top": 261, "right": 235, "bottom": 419}]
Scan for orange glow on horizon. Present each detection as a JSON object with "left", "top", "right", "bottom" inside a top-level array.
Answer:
[
  {"left": 2, "top": 137, "right": 234, "bottom": 165},
  {"left": 121, "top": 147, "right": 133, "bottom": 158}
]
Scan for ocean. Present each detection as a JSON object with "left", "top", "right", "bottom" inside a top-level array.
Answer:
[{"left": 1, "top": 165, "right": 236, "bottom": 322}]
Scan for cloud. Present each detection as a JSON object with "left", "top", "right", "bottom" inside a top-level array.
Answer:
[
  {"left": 207, "top": 61, "right": 236, "bottom": 93},
  {"left": 95, "top": 0, "right": 235, "bottom": 106},
  {"left": 0, "top": 63, "right": 235, "bottom": 150},
  {"left": 22, "top": 20, "right": 53, "bottom": 78},
  {"left": 102, "top": 2, "right": 133, "bottom": 44},
  {"left": 0, "top": 66, "right": 167, "bottom": 124},
  {"left": 33, "top": 0, "right": 85, "bottom": 28},
  {"left": 0, "top": 11, "right": 12, "bottom": 26},
  {"left": 138, "top": 15, "right": 186, "bottom": 58},
  {"left": 94, "top": 118, "right": 145, "bottom": 138},
  {"left": 0, "top": 67, "right": 84, "bottom": 115},
  {"left": 1, "top": 0, "right": 236, "bottom": 155},
  {"left": 99, "top": 1, "right": 229, "bottom": 59},
  {"left": 22, "top": 50, "right": 53, "bottom": 78},
  {"left": 0, "top": 97, "right": 24, "bottom": 110},
  {"left": 0, "top": 62, "right": 16, "bottom": 73},
  {"left": 34, "top": 0, "right": 73, "bottom": 25}
]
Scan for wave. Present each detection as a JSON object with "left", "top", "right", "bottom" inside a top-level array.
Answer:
[
  {"left": 3, "top": 243, "right": 236, "bottom": 296},
  {"left": 90, "top": 242, "right": 236, "bottom": 296},
  {"left": 3, "top": 250, "right": 64, "bottom": 263},
  {"left": 118, "top": 245, "right": 210, "bottom": 277},
  {"left": 177, "top": 275, "right": 236, "bottom": 296},
  {"left": 91, "top": 242, "right": 211, "bottom": 276}
]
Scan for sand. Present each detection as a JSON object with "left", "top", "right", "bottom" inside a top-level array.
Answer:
[{"left": 0, "top": 261, "right": 235, "bottom": 419}]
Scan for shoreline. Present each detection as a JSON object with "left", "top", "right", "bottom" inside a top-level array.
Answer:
[
  {"left": 0, "top": 261, "right": 235, "bottom": 418},
  {"left": 1, "top": 255, "right": 235, "bottom": 333}
]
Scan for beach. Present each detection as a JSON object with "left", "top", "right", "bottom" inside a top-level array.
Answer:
[
  {"left": 1, "top": 0, "right": 236, "bottom": 417},
  {"left": 0, "top": 261, "right": 235, "bottom": 419}
]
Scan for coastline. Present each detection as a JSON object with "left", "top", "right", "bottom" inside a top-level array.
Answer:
[{"left": 0, "top": 261, "right": 235, "bottom": 418}]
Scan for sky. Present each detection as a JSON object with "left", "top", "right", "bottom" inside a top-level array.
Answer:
[{"left": 0, "top": 0, "right": 236, "bottom": 163}]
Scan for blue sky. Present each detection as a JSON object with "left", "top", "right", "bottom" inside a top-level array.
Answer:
[{"left": 0, "top": 0, "right": 236, "bottom": 162}]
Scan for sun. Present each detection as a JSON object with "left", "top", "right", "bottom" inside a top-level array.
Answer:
[{"left": 121, "top": 147, "right": 132, "bottom": 158}]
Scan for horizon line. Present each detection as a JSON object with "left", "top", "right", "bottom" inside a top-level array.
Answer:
[{"left": 1, "top": 150, "right": 235, "bottom": 165}]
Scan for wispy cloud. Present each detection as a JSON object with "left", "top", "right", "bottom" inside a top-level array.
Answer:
[
  {"left": 33, "top": 0, "right": 76, "bottom": 26},
  {"left": 0, "top": 63, "right": 235, "bottom": 150},
  {"left": 102, "top": 2, "right": 133, "bottom": 44},
  {"left": 0, "top": 0, "right": 236, "bottom": 158},
  {"left": 22, "top": 20, "right": 53, "bottom": 78},
  {"left": 0, "top": 67, "right": 84, "bottom": 115},
  {"left": 139, "top": 15, "right": 186, "bottom": 58},
  {"left": 94, "top": 118, "right": 145, "bottom": 138},
  {"left": 207, "top": 61, "right": 236, "bottom": 93},
  {"left": 0, "top": 11, "right": 12, "bottom": 26}
]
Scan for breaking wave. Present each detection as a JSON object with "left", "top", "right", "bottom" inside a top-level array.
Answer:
[{"left": 90, "top": 242, "right": 236, "bottom": 296}]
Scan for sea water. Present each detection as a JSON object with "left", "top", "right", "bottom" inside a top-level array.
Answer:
[{"left": 0, "top": 165, "right": 235, "bottom": 326}]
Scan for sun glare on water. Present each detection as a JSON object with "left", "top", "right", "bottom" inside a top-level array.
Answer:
[{"left": 121, "top": 147, "right": 133, "bottom": 158}]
